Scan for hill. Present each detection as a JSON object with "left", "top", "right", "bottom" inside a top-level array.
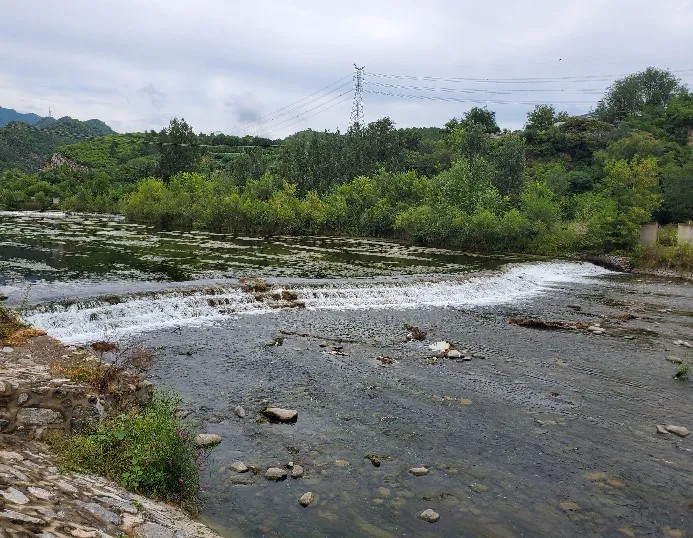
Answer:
[
  {"left": 0, "top": 106, "right": 45, "bottom": 128},
  {"left": 0, "top": 116, "right": 115, "bottom": 172}
]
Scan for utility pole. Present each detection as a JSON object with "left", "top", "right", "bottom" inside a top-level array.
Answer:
[{"left": 350, "top": 64, "right": 365, "bottom": 129}]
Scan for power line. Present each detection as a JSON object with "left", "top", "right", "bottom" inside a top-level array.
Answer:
[
  {"left": 366, "top": 68, "right": 693, "bottom": 85},
  {"left": 366, "top": 80, "right": 608, "bottom": 95},
  {"left": 255, "top": 91, "right": 353, "bottom": 137},
  {"left": 236, "top": 81, "right": 352, "bottom": 135},
  {"left": 363, "top": 89, "right": 596, "bottom": 106},
  {"left": 227, "top": 74, "right": 352, "bottom": 133}
]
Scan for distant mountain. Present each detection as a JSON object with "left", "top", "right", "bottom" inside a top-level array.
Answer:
[
  {"left": 0, "top": 106, "right": 45, "bottom": 128},
  {"left": 0, "top": 115, "right": 115, "bottom": 172}
]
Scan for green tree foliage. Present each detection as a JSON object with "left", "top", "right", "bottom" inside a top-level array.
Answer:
[
  {"left": 158, "top": 118, "right": 201, "bottom": 180},
  {"left": 2, "top": 67, "right": 690, "bottom": 255},
  {"left": 595, "top": 67, "right": 687, "bottom": 122}
]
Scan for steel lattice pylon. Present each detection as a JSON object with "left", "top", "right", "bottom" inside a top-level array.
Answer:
[{"left": 350, "top": 64, "right": 365, "bottom": 129}]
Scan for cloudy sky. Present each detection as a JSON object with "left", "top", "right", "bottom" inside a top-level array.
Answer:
[{"left": 1, "top": 0, "right": 692, "bottom": 137}]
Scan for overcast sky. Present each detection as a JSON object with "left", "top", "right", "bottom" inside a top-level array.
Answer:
[{"left": 1, "top": 0, "right": 692, "bottom": 137}]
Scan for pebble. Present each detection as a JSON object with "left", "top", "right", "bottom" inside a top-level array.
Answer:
[
  {"left": 265, "top": 467, "right": 288, "bottom": 481},
  {"left": 409, "top": 467, "right": 429, "bottom": 476},
  {"left": 664, "top": 425, "right": 690, "bottom": 437},
  {"left": 560, "top": 501, "right": 580, "bottom": 511},
  {"left": 193, "top": 433, "right": 222, "bottom": 448},
  {"left": 234, "top": 406, "right": 246, "bottom": 418},
  {"left": 418, "top": 509, "right": 440, "bottom": 523},
  {"left": 262, "top": 407, "right": 298, "bottom": 423},
  {"left": 291, "top": 465, "right": 304, "bottom": 478},
  {"left": 299, "top": 492, "right": 315, "bottom": 507},
  {"left": 230, "top": 461, "right": 248, "bottom": 473}
]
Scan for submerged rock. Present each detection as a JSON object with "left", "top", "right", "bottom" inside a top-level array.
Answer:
[
  {"left": 664, "top": 425, "right": 690, "bottom": 437},
  {"left": 430, "top": 341, "right": 452, "bottom": 354},
  {"left": 299, "top": 492, "right": 315, "bottom": 507},
  {"left": 193, "top": 433, "right": 222, "bottom": 448},
  {"left": 291, "top": 465, "right": 304, "bottom": 478},
  {"left": 230, "top": 461, "right": 248, "bottom": 473},
  {"left": 418, "top": 509, "right": 439, "bottom": 522},
  {"left": 409, "top": 467, "right": 429, "bottom": 476},
  {"left": 265, "top": 468, "right": 288, "bottom": 481},
  {"left": 234, "top": 406, "right": 246, "bottom": 418},
  {"left": 262, "top": 407, "right": 298, "bottom": 423}
]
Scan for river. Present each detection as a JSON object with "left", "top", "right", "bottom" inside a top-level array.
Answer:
[{"left": 2, "top": 211, "right": 691, "bottom": 537}]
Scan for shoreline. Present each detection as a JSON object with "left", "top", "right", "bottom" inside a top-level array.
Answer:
[{"left": 0, "top": 330, "right": 221, "bottom": 537}]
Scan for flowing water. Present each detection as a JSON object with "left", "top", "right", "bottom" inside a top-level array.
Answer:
[{"left": 3, "top": 212, "right": 691, "bottom": 537}]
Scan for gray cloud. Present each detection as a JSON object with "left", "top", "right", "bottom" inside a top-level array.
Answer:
[
  {"left": 1, "top": 0, "right": 691, "bottom": 135},
  {"left": 138, "top": 83, "right": 165, "bottom": 110}
]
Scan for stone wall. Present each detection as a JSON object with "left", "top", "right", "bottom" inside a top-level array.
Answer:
[{"left": 0, "top": 338, "right": 153, "bottom": 439}]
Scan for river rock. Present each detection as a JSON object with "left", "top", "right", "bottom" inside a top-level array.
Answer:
[
  {"left": 230, "top": 461, "right": 248, "bottom": 473},
  {"left": 664, "top": 425, "right": 690, "bottom": 437},
  {"left": 291, "top": 465, "right": 304, "bottom": 478},
  {"left": 265, "top": 467, "right": 288, "bottom": 481},
  {"left": 430, "top": 341, "right": 451, "bottom": 354},
  {"left": 666, "top": 356, "right": 683, "bottom": 364},
  {"left": 656, "top": 424, "right": 669, "bottom": 434},
  {"left": 299, "top": 492, "right": 315, "bottom": 507},
  {"left": 193, "top": 433, "right": 222, "bottom": 448},
  {"left": 673, "top": 340, "right": 692, "bottom": 348},
  {"left": 335, "top": 459, "right": 350, "bottom": 468},
  {"left": 409, "top": 467, "right": 429, "bottom": 476},
  {"left": 0, "top": 487, "right": 30, "bottom": 505},
  {"left": 1, "top": 347, "right": 13, "bottom": 354},
  {"left": 234, "top": 405, "right": 246, "bottom": 418},
  {"left": 446, "top": 350, "right": 462, "bottom": 359},
  {"left": 262, "top": 407, "right": 298, "bottom": 423},
  {"left": 418, "top": 509, "right": 440, "bottom": 522}
]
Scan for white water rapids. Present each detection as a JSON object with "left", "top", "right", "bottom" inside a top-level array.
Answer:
[{"left": 24, "top": 261, "right": 611, "bottom": 343}]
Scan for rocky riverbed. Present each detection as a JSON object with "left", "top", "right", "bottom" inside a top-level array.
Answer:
[{"left": 136, "top": 272, "right": 692, "bottom": 537}]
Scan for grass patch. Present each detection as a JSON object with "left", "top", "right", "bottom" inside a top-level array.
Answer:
[
  {"left": 0, "top": 305, "right": 36, "bottom": 345},
  {"left": 674, "top": 361, "right": 690, "bottom": 381},
  {"left": 633, "top": 243, "right": 693, "bottom": 273},
  {"left": 52, "top": 391, "right": 202, "bottom": 512}
]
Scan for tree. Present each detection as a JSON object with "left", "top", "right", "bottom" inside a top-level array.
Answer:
[
  {"left": 462, "top": 107, "right": 500, "bottom": 134},
  {"left": 492, "top": 134, "right": 526, "bottom": 197},
  {"left": 525, "top": 105, "right": 568, "bottom": 131},
  {"left": 158, "top": 118, "right": 201, "bottom": 180},
  {"left": 595, "top": 67, "right": 688, "bottom": 123}
]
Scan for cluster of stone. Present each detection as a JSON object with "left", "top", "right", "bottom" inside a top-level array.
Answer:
[{"left": 0, "top": 436, "right": 221, "bottom": 537}]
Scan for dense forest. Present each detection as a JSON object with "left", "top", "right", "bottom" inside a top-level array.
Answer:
[{"left": 1, "top": 67, "right": 692, "bottom": 260}]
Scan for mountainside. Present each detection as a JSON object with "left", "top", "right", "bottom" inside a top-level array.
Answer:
[
  {"left": 0, "top": 106, "right": 45, "bottom": 128},
  {"left": 0, "top": 116, "right": 115, "bottom": 172}
]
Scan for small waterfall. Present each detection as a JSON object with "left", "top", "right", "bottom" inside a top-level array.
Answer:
[{"left": 24, "top": 261, "right": 611, "bottom": 343}]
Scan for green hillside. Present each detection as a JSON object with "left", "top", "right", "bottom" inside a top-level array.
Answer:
[{"left": 0, "top": 116, "right": 115, "bottom": 172}]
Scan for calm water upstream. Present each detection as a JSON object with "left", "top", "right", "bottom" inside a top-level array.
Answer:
[{"left": 9, "top": 212, "right": 683, "bottom": 538}]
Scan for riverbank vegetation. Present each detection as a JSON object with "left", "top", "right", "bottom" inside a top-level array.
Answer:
[
  {"left": 53, "top": 391, "right": 202, "bottom": 512},
  {"left": 1, "top": 67, "right": 691, "bottom": 258}
]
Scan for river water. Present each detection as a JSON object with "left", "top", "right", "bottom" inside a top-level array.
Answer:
[{"left": 3, "top": 212, "right": 691, "bottom": 537}]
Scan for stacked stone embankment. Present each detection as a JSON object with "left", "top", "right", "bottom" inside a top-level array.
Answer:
[{"left": 0, "top": 334, "right": 221, "bottom": 538}]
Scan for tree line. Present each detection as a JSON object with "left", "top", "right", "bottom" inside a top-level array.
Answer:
[{"left": 1, "top": 67, "right": 691, "bottom": 256}]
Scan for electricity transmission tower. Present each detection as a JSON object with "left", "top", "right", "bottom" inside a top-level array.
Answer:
[{"left": 350, "top": 64, "right": 365, "bottom": 129}]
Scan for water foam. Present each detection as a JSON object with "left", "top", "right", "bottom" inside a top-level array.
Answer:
[{"left": 25, "top": 261, "right": 611, "bottom": 343}]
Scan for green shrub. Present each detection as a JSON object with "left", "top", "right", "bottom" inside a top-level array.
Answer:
[
  {"left": 634, "top": 243, "right": 693, "bottom": 272},
  {"left": 53, "top": 392, "right": 202, "bottom": 512}
]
